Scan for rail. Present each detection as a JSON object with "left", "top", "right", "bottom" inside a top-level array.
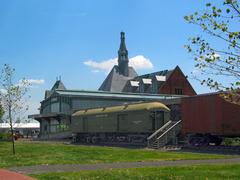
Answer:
[
  {"left": 147, "top": 121, "right": 173, "bottom": 147},
  {"left": 155, "top": 120, "right": 181, "bottom": 148}
]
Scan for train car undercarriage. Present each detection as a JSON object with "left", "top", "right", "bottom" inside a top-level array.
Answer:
[
  {"left": 187, "top": 134, "right": 223, "bottom": 146},
  {"left": 72, "top": 132, "right": 151, "bottom": 145}
]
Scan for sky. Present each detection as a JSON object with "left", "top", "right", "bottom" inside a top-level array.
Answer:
[{"left": 0, "top": 0, "right": 220, "bottom": 116}]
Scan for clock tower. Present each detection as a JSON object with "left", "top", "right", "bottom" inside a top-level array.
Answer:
[{"left": 118, "top": 32, "right": 129, "bottom": 76}]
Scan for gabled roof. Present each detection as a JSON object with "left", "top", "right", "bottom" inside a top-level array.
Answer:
[
  {"left": 126, "top": 69, "right": 173, "bottom": 89},
  {"left": 134, "top": 69, "right": 173, "bottom": 80},
  {"left": 51, "top": 80, "right": 66, "bottom": 91},
  {"left": 44, "top": 80, "right": 67, "bottom": 99},
  {"left": 158, "top": 66, "right": 196, "bottom": 95},
  {"left": 98, "top": 65, "right": 138, "bottom": 92}
]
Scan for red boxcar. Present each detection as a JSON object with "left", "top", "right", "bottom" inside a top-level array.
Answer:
[{"left": 181, "top": 93, "right": 240, "bottom": 145}]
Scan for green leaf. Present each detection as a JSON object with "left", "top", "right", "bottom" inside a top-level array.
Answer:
[
  {"left": 184, "top": 16, "right": 189, "bottom": 21},
  {"left": 206, "top": 3, "right": 211, "bottom": 7}
]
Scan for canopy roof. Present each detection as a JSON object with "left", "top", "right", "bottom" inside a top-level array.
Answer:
[
  {"left": 0, "top": 123, "right": 40, "bottom": 129},
  {"left": 73, "top": 102, "right": 170, "bottom": 117}
]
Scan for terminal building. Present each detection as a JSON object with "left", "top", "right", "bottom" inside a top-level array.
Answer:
[
  {"left": 30, "top": 32, "right": 196, "bottom": 140},
  {"left": 99, "top": 32, "right": 196, "bottom": 96}
]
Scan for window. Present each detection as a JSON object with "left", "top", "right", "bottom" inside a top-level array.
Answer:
[
  {"left": 44, "top": 125, "right": 48, "bottom": 132},
  {"left": 175, "top": 88, "right": 183, "bottom": 95}
]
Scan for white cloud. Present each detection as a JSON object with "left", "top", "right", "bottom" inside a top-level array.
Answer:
[
  {"left": 91, "top": 70, "right": 100, "bottom": 73},
  {"left": 26, "top": 79, "right": 45, "bottom": 85},
  {"left": 129, "top": 55, "right": 153, "bottom": 70},
  {"left": 84, "top": 58, "right": 117, "bottom": 73},
  {"left": 84, "top": 55, "right": 153, "bottom": 73}
]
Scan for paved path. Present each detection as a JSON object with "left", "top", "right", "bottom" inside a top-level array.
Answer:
[
  {"left": 0, "top": 169, "right": 35, "bottom": 180},
  {"left": 9, "top": 158, "right": 240, "bottom": 174}
]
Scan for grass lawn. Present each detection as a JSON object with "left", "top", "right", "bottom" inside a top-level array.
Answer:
[
  {"left": 31, "top": 164, "right": 240, "bottom": 180},
  {"left": 0, "top": 141, "right": 236, "bottom": 168}
]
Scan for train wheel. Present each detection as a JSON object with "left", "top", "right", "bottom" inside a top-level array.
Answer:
[
  {"left": 189, "top": 137, "right": 201, "bottom": 146},
  {"left": 214, "top": 137, "right": 222, "bottom": 146},
  {"left": 189, "top": 135, "right": 210, "bottom": 146},
  {"left": 91, "top": 137, "right": 97, "bottom": 144},
  {"left": 86, "top": 137, "right": 91, "bottom": 143}
]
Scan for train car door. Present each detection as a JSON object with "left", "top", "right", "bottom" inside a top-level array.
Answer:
[
  {"left": 151, "top": 112, "right": 156, "bottom": 131},
  {"left": 151, "top": 111, "right": 164, "bottom": 130},
  {"left": 83, "top": 117, "right": 88, "bottom": 132},
  {"left": 155, "top": 111, "right": 164, "bottom": 129},
  {"left": 117, "top": 114, "right": 128, "bottom": 132}
]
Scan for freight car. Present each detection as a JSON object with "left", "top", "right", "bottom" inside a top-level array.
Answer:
[
  {"left": 181, "top": 93, "right": 240, "bottom": 146},
  {"left": 71, "top": 102, "right": 170, "bottom": 145}
]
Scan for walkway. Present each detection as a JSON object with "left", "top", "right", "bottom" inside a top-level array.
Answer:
[
  {"left": 0, "top": 169, "right": 35, "bottom": 180},
  {"left": 9, "top": 158, "right": 240, "bottom": 174}
]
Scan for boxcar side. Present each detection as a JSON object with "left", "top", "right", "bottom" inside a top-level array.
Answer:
[{"left": 181, "top": 93, "right": 240, "bottom": 145}]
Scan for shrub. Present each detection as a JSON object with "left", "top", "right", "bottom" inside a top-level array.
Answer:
[
  {"left": 224, "top": 138, "right": 240, "bottom": 146},
  {"left": 0, "top": 132, "right": 11, "bottom": 141}
]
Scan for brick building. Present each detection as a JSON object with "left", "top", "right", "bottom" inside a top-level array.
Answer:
[
  {"left": 30, "top": 32, "right": 195, "bottom": 139},
  {"left": 99, "top": 32, "right": 196, "bottom": 96}
]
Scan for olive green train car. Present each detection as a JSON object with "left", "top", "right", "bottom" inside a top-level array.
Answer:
[{"left": 71, "top": 102, "right": 170, "bottom": 144}]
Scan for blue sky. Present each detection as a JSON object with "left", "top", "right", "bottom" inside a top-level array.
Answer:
[{"left": 0, "top": 0, "right": 217, "bottom": 116}]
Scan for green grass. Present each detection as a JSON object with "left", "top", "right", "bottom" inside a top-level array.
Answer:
[
  {"left": 31, "top": 164, "right": 240, "bottom": 180},
  {"left": 0, "top": 141, "right": 235, "bottom": 168}
]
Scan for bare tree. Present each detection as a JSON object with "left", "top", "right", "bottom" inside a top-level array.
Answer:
[
  {"left": 184, "top": 0, "right": 240, "bottom": 104},
  {"left": 0, "top": 64, "right": 30, "bottom": 155},
  {"left": 0, "top": 103, "right": 4, "bottom": 120}
]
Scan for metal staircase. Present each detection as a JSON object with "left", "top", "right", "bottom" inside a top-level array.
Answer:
[{"left": 147, "top": 120, "right": 181, "bottom": 149}]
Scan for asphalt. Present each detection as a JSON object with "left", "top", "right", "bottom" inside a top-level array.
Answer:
[{"left": 9, "top": 158, "right": 240, "bottom": 174}]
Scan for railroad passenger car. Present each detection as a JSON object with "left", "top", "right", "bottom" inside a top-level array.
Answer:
[
  {"left": 182, "top": 93, "right": 240, "bottom": 146},
  {"left": 71, "top": 102, "right": 170, "bottom": 145}
]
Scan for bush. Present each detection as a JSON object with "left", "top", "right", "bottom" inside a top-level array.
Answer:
[
  {"left": 224, "top": 138, "right": 240, "bottom": 146},
  {"left": 0, "top": 132, "right": 11, "bottom": 141}
]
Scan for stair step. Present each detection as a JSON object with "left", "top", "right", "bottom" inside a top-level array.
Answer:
[{"left": 147, "top": 120, "right": 182, "bottom": 149}]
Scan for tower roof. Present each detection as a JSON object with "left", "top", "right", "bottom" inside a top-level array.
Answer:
[
  {"left": 98, "top": 65, "right": 138, "bottom": 92},
  {"left": 99, "top": 32, "right": 138, "bottom": 92},
  {"left": 118, "top": 32, "right": 129, "bottom": 76},
  {"left": 119, "top": 32, "right": 127, "bottom": 53},
  {"left": 51, "top": 80, "right": 66, "bottom": 91}
]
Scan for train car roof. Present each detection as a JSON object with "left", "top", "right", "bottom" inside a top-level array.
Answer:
[{"left": 72, "top": 102, "right": 170, "bottom": 117}]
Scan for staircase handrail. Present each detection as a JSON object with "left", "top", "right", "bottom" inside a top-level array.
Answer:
[
  {"left": 156, "top": 120, "right": 181, "bottom": 140},
  {"left": 147, "top": 120, "right": 172, "bottom": 141}
]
